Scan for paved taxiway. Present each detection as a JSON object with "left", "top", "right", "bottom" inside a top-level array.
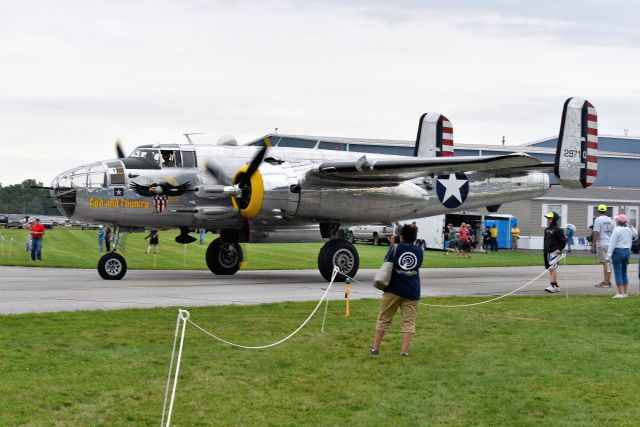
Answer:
[{"left": 1, "top": 263, "right": 637, "bottom": 314}]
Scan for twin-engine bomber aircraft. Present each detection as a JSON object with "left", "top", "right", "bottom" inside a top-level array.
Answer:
[{"left": 50, "top": 97, "right": 597, "bottom": 281}]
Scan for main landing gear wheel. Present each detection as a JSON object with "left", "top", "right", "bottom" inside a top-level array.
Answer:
[
  {"left": 318, "top": 239, "right": 359, "bottom": 282},
  {"left": 97, "top": 253, "right": 128, "bottom": 280},
  {"left": 206, "top": 238, "right": 243, "bottom": 275}
]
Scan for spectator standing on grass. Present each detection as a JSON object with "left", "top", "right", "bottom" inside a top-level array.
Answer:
[
  {"left": 482, "top": 226, "right": 491, "bottom": 252},
  {"left": 458, "top": 223, "right": 469, "bottom": 258},
  {"left": 490, "top": 224, "right": 499, "bottom": 252},
  {"left": 145, "top": 228, "right": 160, "bottom": 254},
  {"left": 565, "top": 225, "right": 575, "bottom": 252},
  {"left": 511, "top": 224, "right": 520, "bottom": 249},
  {"left": 105, "top": 226, "right": 112, "bottom": 252},
  {"left": 97, "top": 225, "right": 105, "bottom": 253},
  {"left": 446, "top": 223, "right": 458, "bottom": 255},
  {"left": 607, "top": 214, "right": 633, "bottom": 298},
  {"left": 25, "top": 218, "right": 34, "bottom": 253},
  {"left": 593, "top": 204, "right": 614, "bottom": 288},
  {"left": 543, "top": 212, "right": 567, "bottom": 293},
  {"left": 30, "top": 218, "right": 45, "bottom": 261},
  {"left": 370, "top": 224, "right": 423, "bottom": 357}
]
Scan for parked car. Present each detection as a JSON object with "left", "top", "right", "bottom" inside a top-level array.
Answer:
[
  {"left": 51, "top": 216, "right": 69, "bottom": 226},
  {"left": 348, "top": 224, "right": 398, "bottom": 246},
  {"left": 3, "top": 214, "right": 26, "bottom": 228}
]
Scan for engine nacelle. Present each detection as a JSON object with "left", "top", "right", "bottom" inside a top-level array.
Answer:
[{"left": 232, "top": 163, "right": 300, "bottom": 219}]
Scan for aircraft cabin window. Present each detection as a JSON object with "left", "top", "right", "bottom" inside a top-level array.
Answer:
[
  {"left": 161, "top": 150, "right": 180, "bottom": 167},
  {"left": 129, "top": 148, "right": 161, "bottom": 167},
  {"left": 181, "top": 151, "right": 196, "bottom": 168}
]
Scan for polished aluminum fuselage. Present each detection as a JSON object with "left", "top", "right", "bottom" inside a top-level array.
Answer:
[{"left": 52, "top": 144, "right": 549, "bottom": 232}]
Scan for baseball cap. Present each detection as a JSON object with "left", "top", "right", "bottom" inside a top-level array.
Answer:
[
  {"left": 615, "top": 214, "right": 628, "bottom": 223},
  {"left": 598, "top": 204, "right": 607, "bottom": 212},
  {"left": 545, "top": 212, "right": 556, "bottom": 218}
]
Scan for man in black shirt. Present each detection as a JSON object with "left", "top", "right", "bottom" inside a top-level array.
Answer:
[{"left": 543, "top": 212, "right": 567, "bottom": 293}]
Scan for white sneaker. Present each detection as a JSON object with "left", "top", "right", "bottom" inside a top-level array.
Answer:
[
  {"left": 622, "top": 294, "right": 628, "bottom": 298},
  {"left": 552, "top": 286, "right": 560, "bottom": 293},
  {"left": 545, "top": 285, "right": 555, "bottom": 293},
  {"left": 612, "top": 294, "right": 624, "bottom": 298}
]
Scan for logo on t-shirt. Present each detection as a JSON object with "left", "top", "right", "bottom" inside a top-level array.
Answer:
[{"left": 398, "top": 252, "right": 418, "bottom": 270}]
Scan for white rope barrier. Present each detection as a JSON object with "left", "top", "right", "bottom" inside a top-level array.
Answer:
[
  {"left": 187, "top": 266, "right": 340, "bottom": 349},
  {"left": 340, "top": 253, "right": 568, "bottom": 308},
  {"left": 160, "top": 266, "right": 341, "bottom": 426}
]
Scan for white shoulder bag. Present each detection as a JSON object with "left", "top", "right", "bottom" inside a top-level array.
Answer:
[{"left": 373, "top": 244, "right": 398, "bottom": 290}]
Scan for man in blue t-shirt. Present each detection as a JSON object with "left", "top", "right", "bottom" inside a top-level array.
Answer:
[{"left": 370, "top": 224, "right": 423, "bottom": 357}]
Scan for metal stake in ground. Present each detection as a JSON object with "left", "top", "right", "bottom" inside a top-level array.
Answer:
[{"left": 161, "top": 309, "right": 190, "bottom": 427}]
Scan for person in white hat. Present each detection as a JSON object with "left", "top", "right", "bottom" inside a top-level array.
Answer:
[
  {"left": 607, "top": 214, "right": 633, "bottom": 298},
  {"left": 593, "top": 204, "right": 614, "bottom": 288}
]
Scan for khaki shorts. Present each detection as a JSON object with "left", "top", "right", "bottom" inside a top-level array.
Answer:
[
  {"left": 597, "top": 247, "right": 609, "bottom": 263},
  {"left": 375, "top": 292, "right": 418, "bottom": 334}
]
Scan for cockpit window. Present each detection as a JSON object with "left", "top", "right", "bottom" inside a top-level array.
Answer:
[
  {"left": 88, "top": 164, "right": 107, "bottom": 188},
  {"left": 70, "top": 168, "right": 87, "bottom": 188},
  {"left": 129, "top": 148, "right": 161, "bottom": 167}
]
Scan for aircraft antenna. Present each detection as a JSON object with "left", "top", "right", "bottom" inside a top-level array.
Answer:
[{"left": 182, "top": 132, "right": 206, "bottom": 144}]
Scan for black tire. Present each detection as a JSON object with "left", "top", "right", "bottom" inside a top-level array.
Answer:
[
  {"left": 373, "top": 233, "right": 380, "bottom": 246},
  {"left": 97, "top": 253, "right": 127, "bottom": 280},
  {"left": 317, "top": 239, "right": 359, "bottom": 282},
  {"left": 206, "top": 238, "right": 243, "bottom": 275},
  {"left": 348, "top": 231, "right": 355, "bottom": 244}
]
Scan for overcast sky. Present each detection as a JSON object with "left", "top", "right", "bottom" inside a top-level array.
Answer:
[{"left": 1, "top": 0, "right": 639, "bottom": 186}]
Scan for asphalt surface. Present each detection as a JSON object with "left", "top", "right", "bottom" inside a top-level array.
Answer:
[{"left": 1, "top": 262, "right": 638, "bottom": 314}]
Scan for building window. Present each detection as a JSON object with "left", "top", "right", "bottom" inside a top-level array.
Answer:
[
  {"left": 625, "top": 206, "right": 638, "bottom": 230},
  {"left": 277, "top": 138, "right": 317, "bottom": 148},
  {"left": 318, "top": 142, "right": 347, "bottom": 151},
  {"left": 541, "top": 203, "right": 567, "bottom": 227},
  {"left": 587, "top": 205, "right": 619, "bottom": 227}
]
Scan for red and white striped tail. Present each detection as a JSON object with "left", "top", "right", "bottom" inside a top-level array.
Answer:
[
  {"left": 440, "top": 116, "right": 454, "bottom": 157},
  {"left": 414, "top": 113, "right": 454, "bottom": 157},
  {"left": 554, "top": 97, "right": 598, "bottom": 189},
  {"left": 585, "top": 101, "right": 598, "bottom": 186}
]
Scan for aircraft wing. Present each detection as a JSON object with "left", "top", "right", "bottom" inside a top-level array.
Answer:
[{"left": 308, "top": 153, "right": 543, "bottom": 185}]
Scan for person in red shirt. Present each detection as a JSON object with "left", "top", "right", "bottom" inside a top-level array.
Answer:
[{"left": 30, "top": 218, "right": 46, "bottom": 261}]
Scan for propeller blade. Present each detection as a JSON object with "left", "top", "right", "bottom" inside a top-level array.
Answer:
[
  {"left": 238, "top": 137, "right": 270, "bottom": 189},
  {"left": 204, "top": 161, "right": 232, "bottom": 186},
  {"left": 115, "top": 139, "right": 126, "bottom": 159}
]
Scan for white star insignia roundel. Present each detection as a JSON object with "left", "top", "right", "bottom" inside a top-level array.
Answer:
[{"left": 436, "top": 173, "right": 469, "bottom": 209}]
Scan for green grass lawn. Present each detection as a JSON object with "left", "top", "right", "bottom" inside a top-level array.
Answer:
[
  {"left": 1, "top": 296, "right": 639, "bottom": 425},
  {"left": 0, "top": 228, "right": 600, "bottom": 270}
]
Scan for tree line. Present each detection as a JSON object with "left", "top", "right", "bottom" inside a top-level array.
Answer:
[{"left": 0, "top": 180, "right": 60, "bottom": 215}]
